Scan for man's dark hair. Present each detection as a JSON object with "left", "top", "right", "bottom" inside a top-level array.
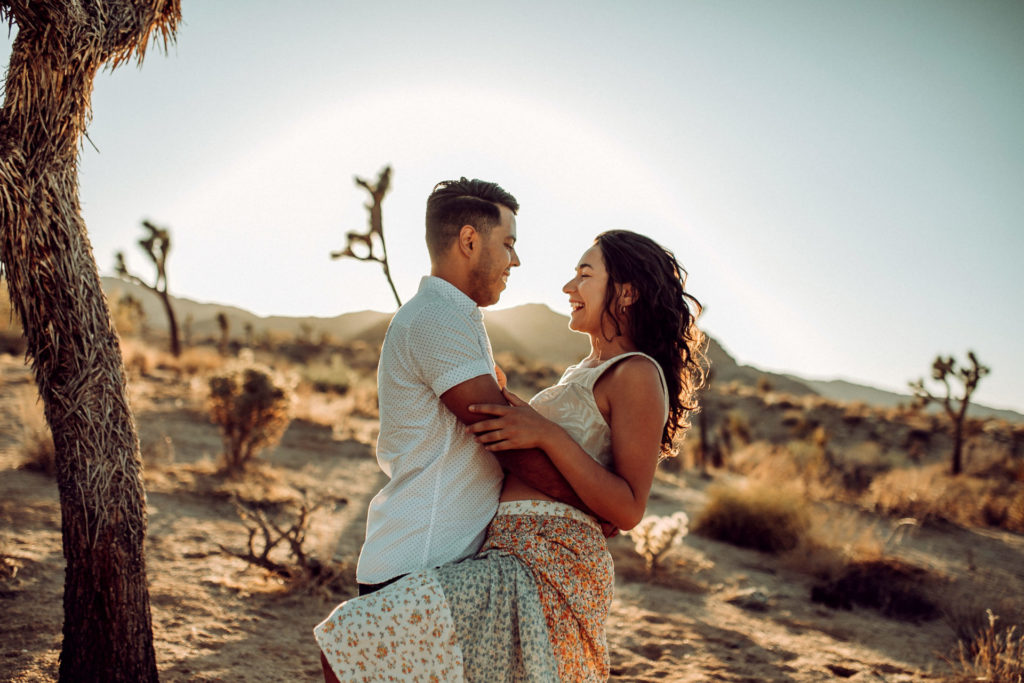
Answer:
[{"left": 425, "top": 177, "right": 519, "bottom": 260}]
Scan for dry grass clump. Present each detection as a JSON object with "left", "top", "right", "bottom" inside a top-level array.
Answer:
[
  {"left": 692, "top": 480, "right": 810, "bottom": 553},
  {"left": 299, "top": 353, "right": 357, "bottom": 395},
  {"left": 943, "top": 609, "right": 1024, "bottom": 682},
  {"left": 809, "top": 556, "right": 940, "bottom": 621},
  {"left": 120, "top": 337, "right": 226, "bottom": 379},
  {"left": 16, "top": 385, "right": 56, "bottom": 476},
  {"left": 171, "top": 346, "right": 226, "bottom": 376},
  {"left": 780, "top": 505, "right": 887, "bottom": 580},
  {"left": 867, "top": 464, "right": 1024, "bottom": 532},
  {"left": 207, "top": 360, "right": 295, "bottom": 473}
]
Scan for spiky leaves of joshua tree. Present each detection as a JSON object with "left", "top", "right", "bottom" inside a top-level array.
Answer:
[
  {"left": 909, "top": 351, "right": 990, "bottom": 476},
  {"left": 330, "top": 165, "right": 402, "bottom": 308},
  {"left": 0, "top": 1, "right": 180, "bottom": 681},
  {"left": 115, "top": 219, "right": 181, "bottom": 356}
]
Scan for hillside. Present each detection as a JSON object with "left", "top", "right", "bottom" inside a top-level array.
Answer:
[{"left": 97, "top": 277, "right": 1024, "bottom": 422}]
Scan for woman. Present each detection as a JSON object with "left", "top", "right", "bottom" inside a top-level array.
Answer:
[{"left": 315, "top": 229, "right": 705, "bottom": 681}]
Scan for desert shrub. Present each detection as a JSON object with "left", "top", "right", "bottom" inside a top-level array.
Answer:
[
  {"left": 810, "top": 557, "right": 940, "bottom": 621},
  {"left": 300, "top": 353, "right": 355, "bottom": 395},
  {"left": 867, "top": 464, "right": 1024, "bottom": 532},
  {"left": 16, "top": 386, "right": 56, "bottom": 476},
  {"left": 780, "top": 505, "right": 887, "bottom": 583},
  {"left": 347, "top": 379, "right": 379, "bottom": 419},
  {"left": 627, "top": 511, "right": 689, "bottom": 573},
  {"left": 141, "top": 434, "right": 175, "bottom": 467},
  {"left": 692, "top": 480, "right": 810, "bottom": 553},
  {"left": 171, "top": 346, "right": 225, "bottom": 376},
  {"left": 120, "top": 337, "right": 160, "bottom": 378},
  {"left": 207, "top": 362, "right": 294, "bottom": 473},
  {"left": 723, "top": 410, "right": 751, "bottom": 446},
  {"left": 219, "top": 494, "right": 350, "bottom": 595},
  {"left": 944, "top": 610, "right": 1024, "bottom": 682}
]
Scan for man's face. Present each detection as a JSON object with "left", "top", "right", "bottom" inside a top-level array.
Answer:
[{"left": 467, "top": 204, "right": 519, "bottom": 307}]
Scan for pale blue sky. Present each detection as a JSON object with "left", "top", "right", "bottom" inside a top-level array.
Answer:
[{"left": 2, "top": 0, "right": 1022, "bottom": 411}]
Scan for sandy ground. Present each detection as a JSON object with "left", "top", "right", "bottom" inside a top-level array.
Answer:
[{"left": 2, "top": 354, "right": 1022, "bottom": 682}]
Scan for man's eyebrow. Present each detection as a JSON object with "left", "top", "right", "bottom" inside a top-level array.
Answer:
[
  {"left": 505, "top": 236, "right": 517, "bottom": 244},
  {"left": 577, "top": 262, "right": 594, "bottom": 270}
]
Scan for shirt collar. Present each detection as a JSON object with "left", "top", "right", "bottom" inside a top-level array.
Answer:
[{"left": 418, "top": 276, "right": 483, "bottom": 322}]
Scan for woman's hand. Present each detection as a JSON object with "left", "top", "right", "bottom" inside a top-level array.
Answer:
[{"left": 467, "top": 388, "right": 563, "bottom": 452}]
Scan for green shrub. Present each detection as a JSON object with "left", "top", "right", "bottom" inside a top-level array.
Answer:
[{"left": 207, "top": 363, "right": 294, "bottom": 472}]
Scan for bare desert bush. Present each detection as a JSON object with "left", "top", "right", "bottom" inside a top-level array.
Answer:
[
  {"left": 943, "top": 609, "right": 1024, "bottom": 682},
  {"left": 16, "top": 385, "right": 55, "bottom": 476},
  {"left": 219, "top": 494, "right": 350, "bottom": 595},
  {"left": 207, "top": 360, "right": 295, "bottom": 473},
  {"left": 627, "top": 511, "right": 689, "bottom": 573},
  {"left": 692, "top": 480, "right": 810, "bottom": 553}
]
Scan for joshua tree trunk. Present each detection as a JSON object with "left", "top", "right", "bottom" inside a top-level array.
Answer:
[
  {"left": 950, "top": 400, "right": 968, "bottom": 476},
  {"left": 0, "top": 2, "right": 180, "bottom": 681},
  {"left": 160, "top": 288, "right": 181, "bottom": 356}
]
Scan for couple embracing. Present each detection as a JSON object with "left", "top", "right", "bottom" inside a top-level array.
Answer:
[{"left": 315, "top": 177, "right": 706, "bottom": 681}]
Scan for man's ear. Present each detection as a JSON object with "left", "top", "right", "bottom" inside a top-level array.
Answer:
[{"left": 457, "top": 224, "right": 478, "bottom": 257}]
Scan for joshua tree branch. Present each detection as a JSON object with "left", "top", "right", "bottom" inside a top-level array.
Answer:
[{"left": 331, "top": 165, "right": 402, "bottom": 308}]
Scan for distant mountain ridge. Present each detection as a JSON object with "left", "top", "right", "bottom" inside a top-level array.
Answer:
[{"left": 100, "top": 278, "right": 1023, "bottom": 423}]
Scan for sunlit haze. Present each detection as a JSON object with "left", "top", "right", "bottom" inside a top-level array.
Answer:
[{"left": 1, "top": 0, "right": 1021, "bottom": 411}]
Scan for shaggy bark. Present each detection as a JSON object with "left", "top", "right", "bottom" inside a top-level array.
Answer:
[{"left": 0, "top": 1, "right": 180, "bottom": 681}]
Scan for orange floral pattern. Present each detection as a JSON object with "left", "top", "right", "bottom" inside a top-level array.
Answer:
[
  {"left": 314, "top": 500, "right": 612, "bottom": 682},
  {"left": 481, "top": 500, "right": 614, "bottom": 682},
  {"left": 314, "top": 571, "right": 465, "bottom": 681}
]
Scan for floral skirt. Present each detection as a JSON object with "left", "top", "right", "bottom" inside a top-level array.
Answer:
[{"left": 314, "top": 500, "right": 613, "bottom": 682}]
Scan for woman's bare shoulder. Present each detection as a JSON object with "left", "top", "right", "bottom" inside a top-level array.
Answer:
[{"left": 599, "top": 355, "right": 664, "bottom": 404}]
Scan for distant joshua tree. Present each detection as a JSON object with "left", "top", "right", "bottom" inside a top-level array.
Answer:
[
  {"left": 909, "top": 351, "right": 990, "bottom": 475},
  {"left": 115, "top": 219, "right": 181, "bottom": 357},
  {"left": 216, "top": 312, "right": 230, "bottom": 356},
  {"left": 0, "top": 1, "right": 180, "bottom": 680},
  {"left": 331, "top": 165, "right": 402, "bottom": 308}
]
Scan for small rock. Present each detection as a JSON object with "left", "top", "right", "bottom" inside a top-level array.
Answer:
[{"left": 726, "top": 588, "right": 771, "bottom": 612}]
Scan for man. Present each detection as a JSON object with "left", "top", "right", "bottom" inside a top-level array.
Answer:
[{"left": 354, "top": 177, "right": 584, "bottom": 595}]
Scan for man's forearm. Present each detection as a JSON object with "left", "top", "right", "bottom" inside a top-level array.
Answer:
[{"left": 440, "top": 375, "right": 591, "bottom": 513}]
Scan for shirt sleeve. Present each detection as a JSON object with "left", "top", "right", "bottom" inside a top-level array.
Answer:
[{"left": 407, "top": 304, "right": 494, "bottom": 397}]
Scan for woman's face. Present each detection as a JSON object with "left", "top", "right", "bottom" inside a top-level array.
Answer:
[{"left": 563, "top": 244, "right": 610, "bottom": 335}]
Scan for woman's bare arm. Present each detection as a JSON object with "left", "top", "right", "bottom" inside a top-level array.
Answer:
[{"left": 468, "top": 356, "right": 665, "bottom": 530}]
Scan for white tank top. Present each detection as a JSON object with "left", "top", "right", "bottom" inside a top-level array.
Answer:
[{"left": 529, "top": 351, "right": 669, "bottom": 467}]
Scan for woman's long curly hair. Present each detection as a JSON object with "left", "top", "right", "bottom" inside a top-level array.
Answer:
[{"left": 594, "top": 229, "right": 707, "bottom": 454}]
